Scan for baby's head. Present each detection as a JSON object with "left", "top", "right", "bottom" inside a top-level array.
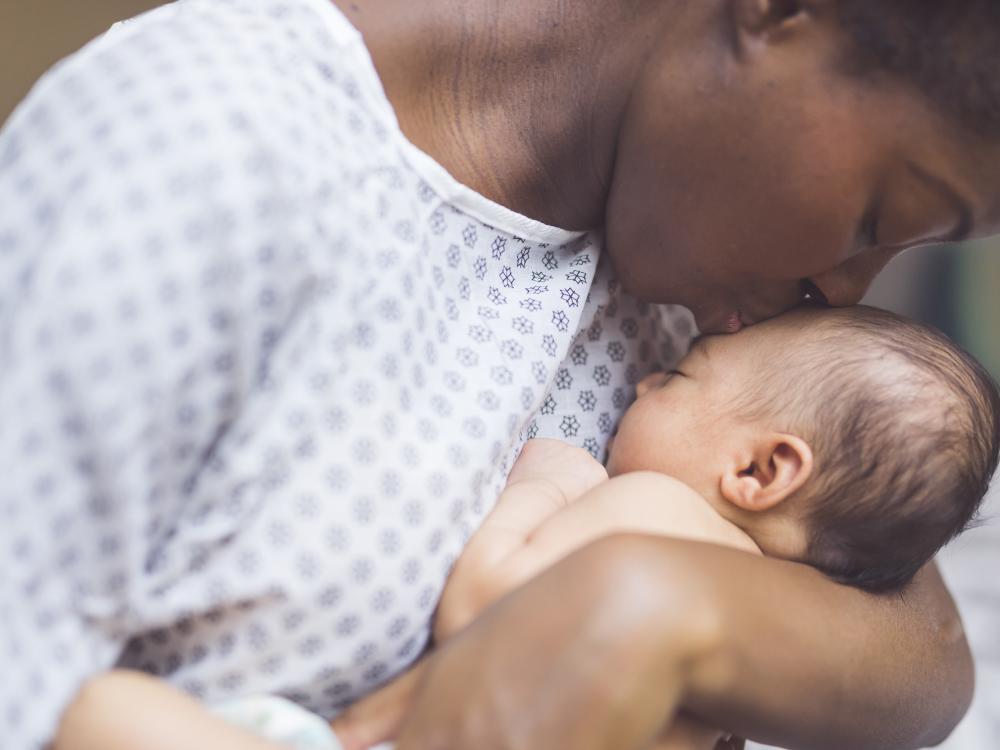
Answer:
[{"left": 608, "top": 305, "right": 1000, "bottom": 592}]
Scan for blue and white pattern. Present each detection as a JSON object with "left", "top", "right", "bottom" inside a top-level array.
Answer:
[{"left": 0, "top": 1, "right": 694, "bottom": 747}]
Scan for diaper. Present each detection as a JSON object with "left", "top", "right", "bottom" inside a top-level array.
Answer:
[{"left": 212, "top": 695, "right": 394, "bottom": 750}]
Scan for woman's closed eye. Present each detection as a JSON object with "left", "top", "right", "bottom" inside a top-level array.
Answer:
[
  {"left": 859, "top": 202, "right": 881, "bottom": 248},
  {"left": 800, "top": 279, "right": 829, "bottom": 306}
]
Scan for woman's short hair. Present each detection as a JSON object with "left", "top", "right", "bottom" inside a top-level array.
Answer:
[{"left": 838, "top": 1, "right": 1000, "bottom": 140}]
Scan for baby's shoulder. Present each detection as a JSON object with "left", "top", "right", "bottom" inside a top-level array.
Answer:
[
  {"left": 599, "top": 472, "right": 762, "bottom": 556},
  {"left": 603, "top": 470, "right": 707, "bottom": 505}
]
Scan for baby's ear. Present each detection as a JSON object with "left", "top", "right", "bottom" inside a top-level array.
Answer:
[{"left": 719, "top": 433, "right": 813, "bottom": 513}]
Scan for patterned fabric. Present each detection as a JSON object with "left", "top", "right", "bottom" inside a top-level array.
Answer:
[{"left": 0, "top": 1, "right": 694, "bottom": 747}]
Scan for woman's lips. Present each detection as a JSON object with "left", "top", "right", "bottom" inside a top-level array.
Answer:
[{"left": 724, "top": 311, "right": 744, "bottom": 333}]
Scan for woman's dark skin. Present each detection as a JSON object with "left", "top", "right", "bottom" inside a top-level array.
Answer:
[
  {"left": 330, "top": 0, "right": 1000, "bottom": 748},
  {"left": 343, "top": 0, "right": 1000, "bottom": 331}
]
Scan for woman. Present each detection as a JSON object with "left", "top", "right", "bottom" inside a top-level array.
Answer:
[{"left": 4, "top": 0, "right": 1000, "bottom": 748}]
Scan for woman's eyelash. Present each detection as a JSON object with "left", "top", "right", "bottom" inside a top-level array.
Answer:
[
  {"left": 865, "top": 215, "right": 880, "bottom": 246},
  {"left": 800, "top": 280, "right": 828, "bottom": 305}
]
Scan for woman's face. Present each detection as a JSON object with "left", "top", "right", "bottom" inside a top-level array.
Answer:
[{"left": 604, "top": 5, "right": 1000, "bottom": 335}]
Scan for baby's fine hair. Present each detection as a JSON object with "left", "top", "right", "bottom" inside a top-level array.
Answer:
[{"left": 743, "top": 305, "right": 1000, "bottom": 593}]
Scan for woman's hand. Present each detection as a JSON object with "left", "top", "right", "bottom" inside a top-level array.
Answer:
[
  {"left": 333, "top": 671, "right": 741, "bottom": 750},
  {"left": 332, "top": 664, "right": 427, "bottom": 750}
]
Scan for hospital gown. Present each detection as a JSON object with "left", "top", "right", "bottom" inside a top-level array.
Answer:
[{"left": 0, "top": 0, "right": 695, "bottom": 746}]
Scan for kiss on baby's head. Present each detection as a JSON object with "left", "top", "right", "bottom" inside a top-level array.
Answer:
[{"left": 609, "top": 305, "right": 1000, "bottom": 593}]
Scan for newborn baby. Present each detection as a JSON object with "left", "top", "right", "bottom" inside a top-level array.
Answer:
[
  {"left": 442, "top": 303, "right": 1000, "bottom": 634},
  {"left": 58, "top": 305, "right": 1000, "bottom": 750}
]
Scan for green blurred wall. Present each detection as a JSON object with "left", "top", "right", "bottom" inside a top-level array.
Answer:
[{"left": 956, "top": 242, "right": 1000, "bottom": 379}]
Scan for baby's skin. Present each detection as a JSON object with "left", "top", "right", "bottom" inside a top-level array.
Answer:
[{"left": 435, "top": 438, "right": 760, "bottom": 640}]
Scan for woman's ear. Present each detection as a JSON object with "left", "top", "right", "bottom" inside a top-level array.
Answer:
[{"left": 719, "top": 433, "right": 814, "bottom": 513}]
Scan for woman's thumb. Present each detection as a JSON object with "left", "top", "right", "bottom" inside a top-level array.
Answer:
[{"left": 330, "top": 660, "right": 427, "bottom": 750}]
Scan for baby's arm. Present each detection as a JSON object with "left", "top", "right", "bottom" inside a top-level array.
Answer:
[
  {"left": 457, "top": 438, "right": 611, "bottom": 566},
  {"left": 54, "top": 671, "right": 284, "bottom": 750},
  {"left": 435, "top": 448, "right": 760, "bottom": 640}
]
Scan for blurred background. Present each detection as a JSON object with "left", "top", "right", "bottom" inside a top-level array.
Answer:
[
  {"left": 3, "top": 4, "right": 999, "bottom": 748},
  {"left": 763, "top": 247, "right": 1000, "bottom": 749}
]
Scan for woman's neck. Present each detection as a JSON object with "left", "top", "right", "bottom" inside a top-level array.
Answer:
[{"left": 334, "top": 0, "right": 672, "bottom": 230}]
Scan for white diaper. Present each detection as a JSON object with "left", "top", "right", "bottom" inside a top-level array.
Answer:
[{"left": 213, "top": 695, "right": 394, "bottom": 750}]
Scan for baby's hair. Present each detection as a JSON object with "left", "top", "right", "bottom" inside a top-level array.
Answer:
[
  {"left": 837, "top": 1, "right": 1000, "bottom": 141},
  {"left": 740, "top": 305, "right": 1000, "bottom": 593}
]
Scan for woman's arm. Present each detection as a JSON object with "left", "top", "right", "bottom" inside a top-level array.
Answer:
[
  {"left": 673, "top": 544, "right": 971, "bottom": 750},
  {"left": 54, "top": 671, "right": 284, "bottom": 750},
  {"left": 387, "top": 535, "right": 970, "bottom": 750}
]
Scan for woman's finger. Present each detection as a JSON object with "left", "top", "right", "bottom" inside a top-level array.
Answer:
[{"left": 330, "top": 660, "right": 428, "bottom": 750}]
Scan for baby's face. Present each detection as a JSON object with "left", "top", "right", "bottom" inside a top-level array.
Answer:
[{"left": 607, "top": 315, "right": 796, "bottom": 501}]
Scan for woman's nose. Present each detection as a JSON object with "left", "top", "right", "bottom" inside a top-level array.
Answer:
[{"left": 808, "top": 247, "right": 900, "bottom": 307}]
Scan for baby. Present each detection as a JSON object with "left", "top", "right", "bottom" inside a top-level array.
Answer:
[
  {"left": 56, "top": 305, "right": 1000, "bottom": 750},
  {"left": 442, "top": 303, "right": 1000, "bottom": 629}
]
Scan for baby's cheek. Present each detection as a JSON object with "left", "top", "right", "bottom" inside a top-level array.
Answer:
[
  {"left": 605, "top": 425, "right": 652, "bottom": 477},
  {"left": 609, "top": 405, "right": 686, "bottom": 478}
]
